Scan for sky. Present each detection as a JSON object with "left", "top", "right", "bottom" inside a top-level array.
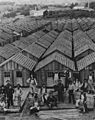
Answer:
[{"left": 0, "top": 0, "right": 94, "bottom": 4}]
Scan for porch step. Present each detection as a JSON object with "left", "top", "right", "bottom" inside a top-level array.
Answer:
[
  {"left": 40, "top": 103, "right": 76, "bottom": 111},
  {"left": 38, "top": 109, "right": 81, "bottom": 120}
]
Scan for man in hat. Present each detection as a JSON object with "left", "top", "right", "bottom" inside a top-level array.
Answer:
[
  {"left": 56, "top": 79, "right": 64, "bottom": 102},
  {"left": 5, "top": 80, "right": 14, "bottom": 108}
]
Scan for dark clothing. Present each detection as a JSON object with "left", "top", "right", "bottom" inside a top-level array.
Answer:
[
  {"left": 7, "top": 97, "right": 13, "bottom": 108},
  {"left": 5, "top": 83, "right": 14, "bottom": 108},
  {"left": 69, "top": 90, "right": 75, "bottom": 104},
  {"left": 54, "top": 85, "right": 57, "bottom": 92},
  {"left": 57, "top": 83, "right": 64, "bottom": 102},
  {"left": 47, "top": 95, "right": 57, "bottom": 108},
  {"left": 5, "top": 83, "right": 14, "bottom": 97},
  {"left": 30, "top": 107, "right": 39, "bottom": 114},
  {"left": 81, "top": 83, "right": 88, "bottom": 92}
]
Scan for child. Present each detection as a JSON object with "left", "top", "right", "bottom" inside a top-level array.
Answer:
[
  {"left": 77, "top": 92, "right": 88, "bottom": 113},
  {"left": 30, "top": 93, "right": 40, "bottom": 115},
  {"left": 47, "top": 91, "right": 57, "bottom": 109},
  {"left": 76, "top": 92, "right": 84, "bottom": 108},
  {"left": 0, "top": 97, "right": 6, "bottom": 111}
]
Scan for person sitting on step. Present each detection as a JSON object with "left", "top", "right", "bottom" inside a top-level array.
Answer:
[{"left": 47, "top": 91, "right": 57, "bottom": 109}]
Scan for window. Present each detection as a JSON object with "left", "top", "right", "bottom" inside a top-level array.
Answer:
[
  {"left": 48, "top": 72, "right": 54, "bottom": 77},
  {"left": 16, "top": 71, "right": 22, "bottom": 77},
  {"left": 59, "top": 72, "right": 65, "bottom": 77},
  {"left": 4, "top": 72, "right": 10, "bottom": 77}
]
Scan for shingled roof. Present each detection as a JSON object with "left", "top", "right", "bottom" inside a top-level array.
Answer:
[
  {"left": 77, "top": 52, "right": 95, "bottom": 71},
  {"left": 35, "top": 52, "right": 75, "bottom": 71},
  {"left": 75, "top": 43, "right": 95, "bottom": 57},
  {"left": 43, "top": 31, "right": 72, "bottom": 58},
  {"left": 23, "top": 42, "right": 46, "bottom": 59},
  {"left": 0, "top": 44, "right": 20, "bottom": 59},
  {"left": 0, "top": 53, "right": 36, "bottom": 71}
]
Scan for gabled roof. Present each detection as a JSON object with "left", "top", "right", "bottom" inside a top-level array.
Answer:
[
  {"left": 47, "top": 30, "right": 58, "bottom": 39},
  {"left": 31, "top": 30, "right": 45, "bottom": 39},
  {"left": 12, "top": 40, "right": 30, "bottom": 50},
  {"left": 73, "top": 30, "right": 93, "bottom": 51},
  {"left": 12, "top": 30, "right": 45, "bottom": 50},
  {"left": 35, "top": 52, "right": 75, "bottom": 71},
  {"left": 77, "top": 52, "right": 95, "bottom": 71},
  {"left": 75, "top": 43, "right": 95, "bottom": 57},
  {"left": 43, "top": 31, "right": 72, "bottom": 58},
  {"left": 23, "top": 42, "right": 46, "bottom": 59},
  {"left": 48, "top": 30, "right": 58, "bottom": 37},
  {"left": 87, "top": 29, "right": 95, "bottom": 42},
  {"left": 0, "top": 53, "right": 36, "bottom": 71},
  {"left": 36, "top": 34, "right": 53, "bottom": 49},
  {"left": 72, "top": 19, "right": 79, "bottom": 31},
  {"left": 64, "top": 20, "right": 72, "bottom": 31},
  {"left": 60, "top": 30, "right": 72, "bottom": 41},
  {"left": 0, "top": 44, "right": 20, "bottom": 59}
]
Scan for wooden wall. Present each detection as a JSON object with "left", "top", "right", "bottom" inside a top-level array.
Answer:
[
  {"left": 35, "top": 61, "right": 73, "bottom": 86},
  {"left": 0, "top": 60, "right": 31, "bottom": 86},
  {"left": 79, "top": 63, "right": 95, "bottom": 82}
]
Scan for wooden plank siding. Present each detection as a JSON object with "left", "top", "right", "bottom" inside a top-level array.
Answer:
[
  {"left": 0, "top": 60, "right": 30, "bottom": 86},
  {"left": 36, "top": 61, "right": 73, "bottom": 87}
]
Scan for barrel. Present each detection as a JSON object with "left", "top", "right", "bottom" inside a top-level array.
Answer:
[
  {"left": 86, "top": 94, "right": 94, "bottom": 109},
  {"left": 75, "top": 92, "right": 81, "bottom": 100}
]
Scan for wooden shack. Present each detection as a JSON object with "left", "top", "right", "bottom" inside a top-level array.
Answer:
[
  {"left": 0, "top": 53, "right": 36, "bottom": 87},
  {"left": 35, "top": 52, "right": 75, "bottom": 87},
  {"left": 77, "top": 52, "right": 95, "bottom": 82},
  {"left": 0, "top": 44, "right": 20, "bottom": 64}
]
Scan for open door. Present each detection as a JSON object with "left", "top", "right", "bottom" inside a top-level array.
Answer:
[
  {"left": 4, "top": 71, "right": 11, "bottom": 85},
  {"left": 47, "top": 72, "right": 54, "bottom": 87},
  {"left": 16, "top": 71, "right": 23, "bottom": 86},
  {"left": 59, "top": 72, "right": 66, "bottom": 86}
]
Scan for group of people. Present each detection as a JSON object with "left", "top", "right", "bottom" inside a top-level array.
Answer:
[
  {"left": 27, "top": 74, "right": 95, "bottom": 114},
  {"left": 0, "top": 73, "right": 94, "bottom": 114},
  {"left": 0, "top": 80, "right": 22, "bottom": 112}
]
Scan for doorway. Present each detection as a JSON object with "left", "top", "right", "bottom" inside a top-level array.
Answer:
[
  {"left": 16, "top": 71, "right": 23, "bottom": 86},
  {"left": 4, "top": 71, "right": 11, "bottom": 85}
]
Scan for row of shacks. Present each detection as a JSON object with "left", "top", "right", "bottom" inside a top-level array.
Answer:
[
  {"left": 0, "top": 17, "right": 95, "bottom": 87},
  {"left": 0, "top": 17, "right": 52, "bottom": 46}
]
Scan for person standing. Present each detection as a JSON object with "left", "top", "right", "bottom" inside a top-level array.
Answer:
[
  {"left": 75, "top": 79, "right": 81, "bottom": 92},
  {"left": 5, "top": 80, "right": 14, "bottom": 109},
  {"left": 15, "top": 84, "right": 23, "bottom": 107},
  {"left": 0, "top": 85, "right": 6, "bottom": 101},
  {"left": 27, "top": 74, "right": 37, "bottom": 94},
  {"left": 81, "top": 79, "right": 88, "bottom": 93},
  {"left": 68, "top": 80, "right": 75, "bottom": 104},
  {"left": 57, "top": 79, "right": 64, "bottom": 102}
]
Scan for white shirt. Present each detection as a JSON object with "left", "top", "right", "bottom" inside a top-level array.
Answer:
[
  {"left": 69, "top": 84, "right": 75, "bottom": 90},
  {"left": 0, "top": 101, "right": 5, "bottom": 109}
]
